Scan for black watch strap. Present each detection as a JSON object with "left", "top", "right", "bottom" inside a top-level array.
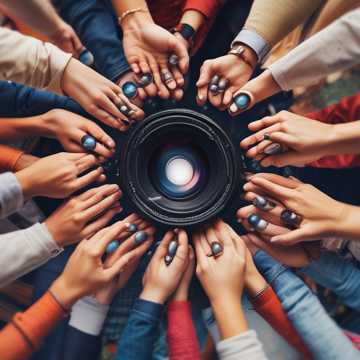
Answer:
[{"left": 174, "top": 23, "right": 195, "bottom": 41}]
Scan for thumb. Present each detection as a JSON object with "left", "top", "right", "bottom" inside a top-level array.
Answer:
[{"left": 170, "top": 39, "right": 189, "bottom": 74}]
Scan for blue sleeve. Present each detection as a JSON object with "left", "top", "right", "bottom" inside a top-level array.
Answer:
[
  {"left": 0, "top": 80, "right": 86, "bottom": 118},
  {"left": 300, "top": 251, "right": 360, "bottom": 311},
  {"left": 54, "top": 0, "right": 130, "bottom": 82},
  {"left": 254, "top": 250, "right": 359, "bottom": 360},
  {"left": 115, "top": 298, "right": 164, "bottom": 360}
]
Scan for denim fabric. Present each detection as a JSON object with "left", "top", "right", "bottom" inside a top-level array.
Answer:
[
  {"left": 116, "top": 298, "right": 164, "bottom": 360},
  {"left": 0, "top": 80, "right": 85, "bottom": 118},
  {"left": 54, "top": 0, "right": 130, "bottom": 82},
  {"left": 301, "top": 251, "right": 360, "bottom": 311},
  {"left": 254, "top": 250, "right": 360, "bottom": 360}
]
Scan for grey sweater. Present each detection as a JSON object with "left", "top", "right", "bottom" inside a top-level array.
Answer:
[
  {"left": 0, "top": 172, "right": 62, "bottom": 286},
  {"left": 269, "top": 8, "right": 360, "bottom": 91}
]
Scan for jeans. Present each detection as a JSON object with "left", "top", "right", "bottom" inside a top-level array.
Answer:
[
  {"left": 54, "top": 0, "right": 130, "bottom": 82},
  {"left": 301, "top": 251, "right": 360, "bottom": 311},
  {"left": 254, "top": 250, "right": 360, "bottom": 360}
]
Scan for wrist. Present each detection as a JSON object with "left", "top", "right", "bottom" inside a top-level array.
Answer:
[
  {"left": 245, "top": 273, "right": 267, "bottom": 298},
  {"left": 15, "top": 168, "right": 37, "bottom": 200},
  {"left": 229, "top": 43, "right": 258, "bottom": 70},
  {"left": 140, "top": 287, "right": 167, "bottom": 305},
  {"left": 44, "top": 217, "right": 64, "bottom": 247},
  {"left": 38, "top": 110, "right": 59, "bottom": 138},
  {"left": 173, "top": 287, "right": 189, "bottom": 301},
  {"left": 50, "top": 276, "right": 81, "bottom": 310},
  {"left": 334, "top": 203, "right": 360, "bottom": 239},
  {"left": 120, "top": 10, "right": 153, "bottom": 30}
]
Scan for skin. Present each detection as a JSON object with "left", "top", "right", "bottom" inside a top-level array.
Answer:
[
  {"left": 0, "top": 110, "right": 116, "bottom": 158},
  {"left": 15, "top": 152, "right": 104, "bottom": 200},
  {"left": 113, "top": 0, "right": 189, "bottom": 100},
  {"left": 193, "top": 220, "right": 248, "bottom": 339},
  {"left": 242, "top": 173, "right": 360, "bottom": 245},
  {"left": 44, "top": 184, "right": 122, "bottom": 247},
  {"left": 50, "top": 221, "right": 143, "bottom": 309},
  {"left": 140, "top": 230, "right": 190, "bottom": 304}
]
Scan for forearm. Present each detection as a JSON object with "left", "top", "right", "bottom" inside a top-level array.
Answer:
[
  {"left": 211, "top": 296, "right": 248, "bottom": 340},
  {"left": 326, "top": 121, "right": 360, "bottom": 156},
  {"left": 111, "top": 0, "right": 152, "bottom": 21},
  {"left": 0, "top": 0, "right": 64, "bottom": 38},
  {"left": 180, "top": 10, "right": 205, "bottom": 32}
]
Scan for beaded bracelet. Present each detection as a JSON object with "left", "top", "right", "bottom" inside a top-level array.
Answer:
[{"left": 118, "top": 7, "right": 146, "bottom": 25}]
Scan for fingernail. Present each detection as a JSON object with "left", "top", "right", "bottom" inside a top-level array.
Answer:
[
  {"left": 197, "top": 94, "right": 203, "bottom": 101},
  {"left": 237, "top": 218, "right": 242, "bottom": 223},
  {"left": 229, "top": 103, "right": 238, "bottom": 113},
  {"left": 122, "top": 119, "right": 130, "bottom": 126},
  {"left": 134, "top": 231, "right": 148, "bottom": 245},
  {"left": 106, "top": 240, "right": 120, "bottom": 254},
  {"left": 243, "top": 183, "right": 250, "bottom": 191},
  {"left": 264, "top": 143, "right": 282, "bottom": 155},
  {"left": 108, "top": 140, "right": 116, "bottom": 148}
]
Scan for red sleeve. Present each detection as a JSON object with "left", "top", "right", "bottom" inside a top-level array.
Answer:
[
  {"left": 183, "top": 0, "right": 219, "bottom": 19},
  {"left": 167, "top": 301, "right": 201, "bottom": 360},
  {"left": 0, "top": 292, "right": 66, "bottom": 360},
  {"left": 0, "top": 145, "right": 24, "bottom": 172},
  {"left": 251, "top": 286, "right": 313, "bottom": 360}
]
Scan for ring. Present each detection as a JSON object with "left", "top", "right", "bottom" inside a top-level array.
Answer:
[
  {"left": 230, "top": 90, "right": 254, "bottom": 113},
  {"left": 127, "top": 223, "right": 138, "bottom": 233},
  {"left": 165, "top": 238, "right": 178, "bottom": 266},
  {"left": 138, "top": 73, "right": 153, "bottom": 87},
  {"left": 106, "top": 240, "right": 120, "bottom": 254},
  {"left": 122, "top": 81, "right": 138, "bottom": 99},
  {"left": 248, "top": 213, "right": 268, "bottom": 232},
  {"left": 81, "top": 134, "right": 96, "bottom": 151},
  {"left": 207, "top": 241, "right": 223, "bottom": 257},
  {"left": 281, "top": 209, "right": 302, "bottom": 228},
  {"left": 209, "top": 75, "right": 220, "bottom": 94},
  {"left": 253, "top": 196, "right": 276, "bottom": 211},
  {"left": 217, "top": 78, "right": 229, "bottom": 93},
  {"left": 134, "top": 231, "right": 148, "bottom": 245},
  {"left": 161, "top": 70, "right": 174, "bottom": 84},
  {"left": 263, "top": 133, "right": 271, "bottom": 141},
  {"left": 168, "top": 54, "right": 179, "bottom": 66},
  {"left": 263, "top": 143, "right": 282, "bottom": 155}
]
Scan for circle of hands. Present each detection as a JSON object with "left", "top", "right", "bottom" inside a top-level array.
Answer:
[{"left": 32, "top": 21, "right": 343, "bottom": 305}]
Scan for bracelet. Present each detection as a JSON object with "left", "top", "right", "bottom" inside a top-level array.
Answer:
[
  {"left": 48, "top": 288, "right": 71, "bottom": 315},
  {"left": 228, "top": 45, "right": 256, "bottom": 70},
  {"left": 118, "top": 8, "right": 146, "bottom": 25},
  {"left": 250, "top": 284, "right": 269, "bottom": 301}
]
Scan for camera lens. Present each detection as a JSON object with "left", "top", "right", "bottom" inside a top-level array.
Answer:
[{"left": 119, "top": 109, "right": 241, "bottom": 228}]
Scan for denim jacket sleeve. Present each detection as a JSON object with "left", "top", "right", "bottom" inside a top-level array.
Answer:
[
  {"left": 116, "top": 298, "right": 164, "bottom": 360},
  {"left": 300, "top": 251, "right": 360, "bottom": 311},
  {"left": 253, "top": 250, "right": 360, "bottom": 360}
]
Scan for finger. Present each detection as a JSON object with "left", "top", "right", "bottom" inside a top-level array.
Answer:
[
  {"left": 147, "top": 58, "right": 168, "bottom": 99},
  {"left": 170, "top": 229, "right": 189, "bottom": 267},
  {"left": 237, "top": 204, "right": 284, "bottom": 227},
  {"left": 130, "top": 62, "right": 141, "bottom": 74},
  {"left": 240, "top": 123, "right": 282, "bottom": 149},
  {"left": 92, "top": 108, "right": 122, "bottom": 129},
  {"left": 196, "top": 62, "right": 213, "bottom": 88},
  {"left": 248, "top": 114, "right": 283, "bottom": 132},
  {"left": 170, "top": 65, "right": 184, "bottom": 88},
  {"left": 251, "top": 173, "right": 300, "bottom": 189},
  {"left": 81, "top": 184, "right": 121, "bottom": 209},
  {"left": 249, "top": 177, "right": 294, "bottom": 200},
  {"left": 71, "top": 34, "right": 84, "bottom": 54},
  {"left": 222, "top": 86, "right": 236, "bottom": 108},
  {"left": 82, "top": 190, "right": 122, "bottom": 219},
  {"left": 160, "top": 67, "right": 177, "bottom": 90},
  {"left": 196, "top": 85, "right": 208, "bottom": 106},
  {"left": 170, "top": 88, "right": 184, "bottom": 102},
  {"left": 263, "top": 131, "right": 297, "bottom": 147},
  {"left": 75, "top": 154, "right": 98, "bottom": 174},
  {"left": 73, "top": 167, "right": 104, "bottom": 190},
  {"left": 271, "top": 228, "right": 310, "bottom": 245},
  {"left": 204, "top": 226, "right": 221, "bottom": 251},
  {"left": 193, "top": 231, "right": 209, "bottom": 267},
  {"left": 82, "top": 205, "right": 123, "bottom": 238},
  {"left": 139, "top": 60, "right": 157, "bottom": 97},
  {"left": 82, "top": 119, "right": 116, "bottom": 149},
  {"left": 96, "top": 92, "right": 124, "bottom": 120},
  {"left": 246, "top": 140, "right": 272, "bottom": 159},
  {"left": 153, "top": 231, "right": 176, "bottom": 260},
  {"left": 260, "top": 152, "right": 299, "bottom": 168},
  {"left": 171, "top": 40, "right": 189, "bottom": 74}
]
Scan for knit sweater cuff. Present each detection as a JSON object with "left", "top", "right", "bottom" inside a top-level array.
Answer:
[{"left": 0, "top": 172, "right": 24, "bottom": 219}]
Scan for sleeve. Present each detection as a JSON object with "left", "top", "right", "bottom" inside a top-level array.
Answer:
[
  {"left": 116, "top": 298, "right": 164, "bottom": 360},
  {"left": 254, "top": 250, "right": 359, "bottom": 360},
  {"left": 251, "top": 286, "right": 311, "bottom": 359},
  {"left": 0, "top": 291, "right": 66, "bottom": 360},
  {"left": 0, "top": 223, "right": 63, "bottom": 287},
  {"left": 269, "top": 8, "right": 360, "bottom": 91},
  {"left": 183, "top": 0, "right": 220, "bottom": 20},
  {"left": 167, "top": 301, "right": 201, "bottom": 360},
  {"left": 232, "top": 0, "right": 322, "bottom": 62},
  {"left": 0, "top": 172, "right": 24, "bottom": 219},
  {"left": 0, "top": 145, "right": 24, "bottom": 172},
  {"left": 69, "top": 296, "right": 110, "bottom": 336},
  {"left": 300, "top": 251, "right": 360, "bottom": 312},
  {"left": 0, "top": 27, "right": 72, "bottom": 94},
  {"left": 216, "top": 330, "right": 268, "bottom": 360}
]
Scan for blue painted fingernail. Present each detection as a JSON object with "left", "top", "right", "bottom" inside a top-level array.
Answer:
[{"left": 106, "top": 240, "right": 120, "bottom": 254}]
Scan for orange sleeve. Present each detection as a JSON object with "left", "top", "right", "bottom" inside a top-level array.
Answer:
[
  {"left": 0, "top": 145, "right": 24, "bottom": 173},
  {"left": 183, "top": 0, "right": 220, "bottom": 19},
  {"left": 0, "top": 292, "right": 66, "bottom": 360},
  {"left": 251, "top": 286, "right": 313, "bottom": 360}
]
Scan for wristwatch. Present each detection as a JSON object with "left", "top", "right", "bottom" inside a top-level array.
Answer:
[
  {"left": 172, "top": 23, "right": 195, "bottom": 49},
  {"left": 228, "top": 44, "right": 257, "bottom": 70}
]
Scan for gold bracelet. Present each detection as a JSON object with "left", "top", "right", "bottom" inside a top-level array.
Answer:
[{"left": 118, "top": 7, "right": 146, "bottom": 25}]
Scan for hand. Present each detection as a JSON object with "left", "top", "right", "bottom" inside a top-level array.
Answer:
[
  {"left": 243, "top": 173, "right": 349, "bottom": 244},
  {"left": 228, "top": 69, "right": 281, "bottom": 116},
  {"left": 15, "top": 152, "right": 104, "bottom": 200},
  {"left": 240, "top": 111, "right": 335, "bottom": 167},
  {"left": 13, "top": 154, "right": 39, "bottom": 171},
  {"left": 61, "top": 58, "right": 142, "bottom": 130},
  {"left": 196, "top": 49, "right": 256, "bottom": 110},
  {"left": 193, "top": 220, "right": 246, "bottom": 304},
  {"left": 172, "top": 245, "right": 195, "bottom": 301},
  {"left": 122, "top": 14, "right": 188, "bottom": 100},
  {"left": 44, "top": 184, "right": 122, "bottom": 247},
  {"left": 49, "top": 21, "right": 83, "bottom": 57},
  {"left": 141, "top": 230, "right": 190, "bottom": 304},
  {"left": 49, "top": 221, "right": 138, "bottom": 309},
  {"left": 41, "top": 109, "right": 116, "bottom": 158},
  {"left": 95, "top": 214, "right": 156, "bottom": 304}
]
